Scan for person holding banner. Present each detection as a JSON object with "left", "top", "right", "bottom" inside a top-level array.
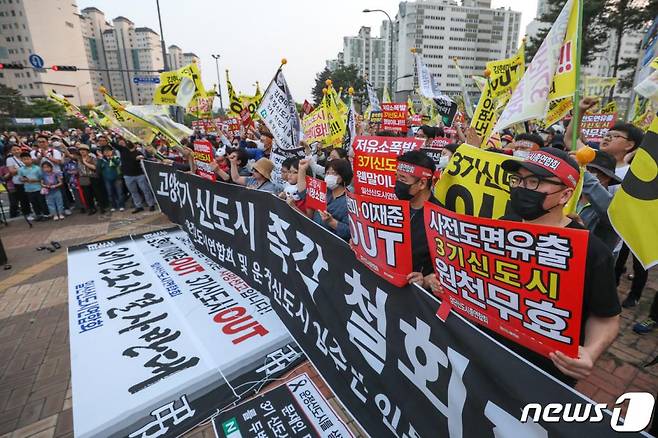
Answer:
[
  {"left": 497, "top": 148, "right": 621, "bottom": 384},
  {"left": 395, "top": 150, "right": 440, "bottom": 288},
  {"left": 298, "top": 158, "right": 352, "bottom": 241}
]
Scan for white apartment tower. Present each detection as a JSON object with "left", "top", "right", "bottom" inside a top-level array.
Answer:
[
  {"left": 395, "top": 0, "right": 521, "bottom": 101},
  {"left": 341, "top": 25, "right": 389, "bottom": 91},
  {"left": 0, "top": 0, "right": 94, "bottom": 106}
]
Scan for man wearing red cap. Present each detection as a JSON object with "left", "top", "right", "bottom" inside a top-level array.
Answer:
[{"left": 498, "top": 147, "right": 621, "bottom": 385}]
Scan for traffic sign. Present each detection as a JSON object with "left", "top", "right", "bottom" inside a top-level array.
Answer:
[
  {"left": 28, "top": 54, "right": 44, "bottom": 69},
  {"left": 133, "top": 76, "right": 160, "bottom": 84}
]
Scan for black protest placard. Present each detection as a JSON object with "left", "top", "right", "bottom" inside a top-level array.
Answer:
[
  {"left": 212, "top": 373, "right": 352, "bottom": 438},
  {"left": 144, "top": 161, "right": 639, "bottom": 438}
]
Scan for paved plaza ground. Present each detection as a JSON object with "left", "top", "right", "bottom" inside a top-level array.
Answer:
[{"left": 0, "top": 209, "right": 655, "bottom": 437}]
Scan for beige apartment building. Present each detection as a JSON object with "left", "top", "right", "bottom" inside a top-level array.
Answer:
[{"left": 0, "top": 0, "right": 94, "bottom": 106}]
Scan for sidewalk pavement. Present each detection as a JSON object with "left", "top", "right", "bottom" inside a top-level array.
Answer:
[{"left": 0, "top": 211, "right": 655, "bottom": 438}]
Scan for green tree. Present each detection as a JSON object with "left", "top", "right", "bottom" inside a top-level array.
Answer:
[
  {"left": 0, "top": 83, "right": 27, "bottom": 117},
  {"left": 525, "top": 0, "right": 607, "bottom": 66},
  {"left": 311, "top": 64, "right": 366, "bottom": 109}
]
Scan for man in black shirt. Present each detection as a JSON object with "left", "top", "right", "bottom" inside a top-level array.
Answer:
[
  {"left": 497, "top": 147, "right": 621, "bottom": 385},
  {"left": 395, "top": 150, "right": 440, "bottom": 289},
  {"left": 115, "top": 138, "right": 156, "bottom": 213}
]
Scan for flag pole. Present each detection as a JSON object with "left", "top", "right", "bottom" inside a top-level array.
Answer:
[{"left": 570, "top": 0, "right": 583, "bottom": 151}]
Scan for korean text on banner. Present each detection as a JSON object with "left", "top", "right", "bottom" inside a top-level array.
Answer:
[
  {"left": 583, "top": 76, "right": 618, "bottom": 97},
  {"left": 212, "top": 373, "right": 352, "bottom": 438},
  {"left": 347, "top": 192, "right": 413, "bottom": 287},
  {"left": 305, "top": 176, "right": 327, "bottom": 211},
  {"left": 258, "top": 69, "right": 301, "bottom": 151},
  {"left": 581, "top": 113, "right": 617, "bottom": 143},
  {"left": 495, "top": 0, "right": 574, "bottom": 130},
  {"left": 433, "top": 144, "right": 512, "bottom": 219},
  {"left": 382, "top": 102, "right": 408, "bottom": 133},
  {"left": 145, "top": 161, "right": 634, "bottom": 438},
  {"left": 352, "top": 136, "right": 424, "bottom": 200},
  {"left": 470, "top": 82, "right": 498, "bottom": 146},
  {"left": 435, "top": 98, "right": 458, "bottom": 127},
  {"left": 193, "top": 139, "right": 216, "bottom": 181},
  {"left": 302, "top": 106, "right": 328, "bottom": 144},
  {"left": 425, "top": 204, "right": 587, "bottom": 358}
]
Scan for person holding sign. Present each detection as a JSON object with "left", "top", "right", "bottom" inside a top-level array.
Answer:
[
  {"left": 395, "top": 150, "right": 441, "bottom": 288},
  {"left": 229, "top": 156, "right": 276, "bottom": 193},
  {"left": 297, "top": 158, "right": 352, "bottom": 241},
  {"left": 499, "top": 148, "right": 621, "bottom": 385}
]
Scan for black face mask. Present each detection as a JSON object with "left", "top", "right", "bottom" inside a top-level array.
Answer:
[
  {"left": 394, "top": 180, "right": 414, "bottom": 201},
  {"left": 510, "top": 187, "right": 550, "bottom": 220}
]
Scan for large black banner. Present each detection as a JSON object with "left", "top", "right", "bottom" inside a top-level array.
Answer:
[{"left": 144, "top": 161, "right": 641, "bottom": 437}]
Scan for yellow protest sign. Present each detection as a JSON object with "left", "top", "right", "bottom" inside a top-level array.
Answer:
[
  {"left": 101, "top": 93, "right": 157, "bottom": 144},
  {"left": 544, "top": 97, "right": 573, "bottom": 128},
  {"left": 434, "top": 144, "right": 511, "bottom": 218},
  {"left": 650, "top": 56, "right": 658, "bottom": 70},
  {"left": 583, "top": 76, "right": 618, "bottom": 97},
  {"left": 548, "top": 1, "right": 579, "bottom": 101},
  {"left": 324, "top": 87, "right": 346, "bottom": 147},
  {"left": 153, "top": 63, "right": 206, "bottom": 107},
  {"left": 302, "top": 106, "right": 329, "bottom": 143},
  {"left": 600, "top": 101, "right": 617, "bottom": 114},
  {"left": 609, "top": 115, "right": 658, "bottom": 268},
  {"left": 470, "top": 81, "right": 498, "bottom": 147},
  {"left": 485, "top": 50, "right": 524, "bottom": 99}
]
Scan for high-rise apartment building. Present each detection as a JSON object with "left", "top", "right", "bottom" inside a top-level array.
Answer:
[
  {"left": 394, "top": 0, "right": 521, "bottom": 101},
  {"left": 0, "top": 0, "right": 94, "bottom": 106}
]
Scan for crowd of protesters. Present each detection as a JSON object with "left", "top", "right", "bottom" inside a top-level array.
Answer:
[{"left": 0, "top": 96, "right": 655, "bottom": 390}]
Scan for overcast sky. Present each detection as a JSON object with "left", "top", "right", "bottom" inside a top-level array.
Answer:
[{"left": 76, "top": 0, "right": 538, "bottom": 102}]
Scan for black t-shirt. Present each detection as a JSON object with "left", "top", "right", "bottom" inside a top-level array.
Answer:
[
  {"left": 410, "top": 196, "right": 442, "bottom": 275},
  {"left": 117, "top": 145, "right": 143, "bottom": 176},
  {"left": 493, "top": 213, "right": 621, "bottom": 386}
]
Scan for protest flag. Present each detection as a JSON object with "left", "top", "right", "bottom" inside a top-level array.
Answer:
[
  {"left": 342, "top": 87, "right": 357, "bottom": 151},
  {"left": 225, "top": 69, "right": 243, "bottom": 117},
  {"left": 495, "top": 0, "right": 578, "bottom": 131},
  {"left": 365, "top": 77, "right": 381, "bottom": 112},
  {"left": 48, "top": 90, "right": 89, "bottom": 123},
  {"left": 609, "top": 113, "right": 658, "bottom": 269},
  {"left": 153, "top": 62, "right": 206, "bottom": 108},
  {"left": 453, "top": 58, "right": 475, "bottom": 118},
  {"left": 413, "top": 49, "right": 443, "bottom": 100},
  {"left": 238, "top": 81, "right": 264, "bottom": 121},
  {"left": 257, "top": 58, "right": 301, "bottom": 151},
  {"left": 323, "top": 80, "right": 347, "bottom": 147},
  {"left": 382, "top": 86, "right": 391, "bottom": 104}
]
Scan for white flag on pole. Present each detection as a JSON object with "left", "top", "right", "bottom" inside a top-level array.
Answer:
[{"left": 257, "top": 69, "right": 301, "bottom": 151}]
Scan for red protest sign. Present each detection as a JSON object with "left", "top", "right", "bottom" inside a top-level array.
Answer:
[
  {"left": 305, "top": 176, "right": 327, "bottom": 211},
  {"left": 240, "top": 107, "right": 254, "bottom": 128},
  {"left": 382, "top": 102, "right": 408, "bottom": 133},
  {"left": 347, "top": 192, "right": 413, "bottom": 287},
  {"left": 424, "top": 204, "right": 587, "bottom": 359},
  {"left": 352, "top": 136, "right": 424, "bottom": 200},
  {"left": 193, "top": 139, "right": 216, "bottom": 181},
  {"left": 302, "top": 99, "right": 314, "bottom": 115},
  {"left": 581, "top": 112, "right": 617, "bottom": 142},
  {"left": 411, "top": 114, "right": 422, "bottom": 126}
]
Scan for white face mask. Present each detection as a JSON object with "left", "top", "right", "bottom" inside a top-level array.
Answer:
[
  {"left": 325, "top": 174, "right": 340, "bottom": 190},
  {"left": 438, "top": 156, "right": 450, "bottom": 169},
  {"left": 513, "top": 150, "right": 530, "bottom": 159}
]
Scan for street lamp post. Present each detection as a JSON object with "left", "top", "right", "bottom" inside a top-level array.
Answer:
[
  {"left": 392, "top": 74, "right": 413, "bottom": 90},
  {"left": 75, "top": 81, "right": 91, "bottom": 106},
  {"left": 363, "top": 9, "right": 394, "bottom": 101},
  {"left": 211, "top": 54, "right": 224, "bottom": 113}
]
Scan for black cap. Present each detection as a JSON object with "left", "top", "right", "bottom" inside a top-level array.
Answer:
[
  {"left": 502, "top": 147, "right": 580, "bottom": 187},
  {"left": 586, "top": 150, "right": 622, "bottom": 185}
]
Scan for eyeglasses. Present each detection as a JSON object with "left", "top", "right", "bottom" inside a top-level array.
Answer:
[
  {"left": 509, "top": 173, "right": 565, "bottom": 190},
  {"left": 604, "top": 133, "right": 629, "bottom": 141}
]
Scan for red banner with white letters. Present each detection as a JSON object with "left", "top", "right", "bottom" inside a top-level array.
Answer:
[
  {"left": 347, "top": 192, "right": 413, "bottom": 287},
  {"left": 193, "top": 139, "right": 216, "bottom": 181},
  {"left": 352, "top": 136, "right": 424, "bottom": 200},
  {"left": 425, "top": 203, "right": 587, "bottom": 358},
  {"left": 305, "top": 176, "right": 327, "bottom": 211},
  {"left": 382, "top": 103, "right": 408, "bottom": 133}
]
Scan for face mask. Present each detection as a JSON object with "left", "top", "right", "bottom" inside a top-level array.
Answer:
[
  {"left": 513, "top": 150, "right": 530, "bottom": 159},
  {"left": 438, "top": 156, "right": 450, "bottom": 170},
  {"left": 510, "top": 187, "right": 549, "bottom": 220},
  {"left": 325, "top": 174, "right": 340, "bottom": 190},
  {"left": 394, "top": 180, "right": 414, "bottom": 200}
]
